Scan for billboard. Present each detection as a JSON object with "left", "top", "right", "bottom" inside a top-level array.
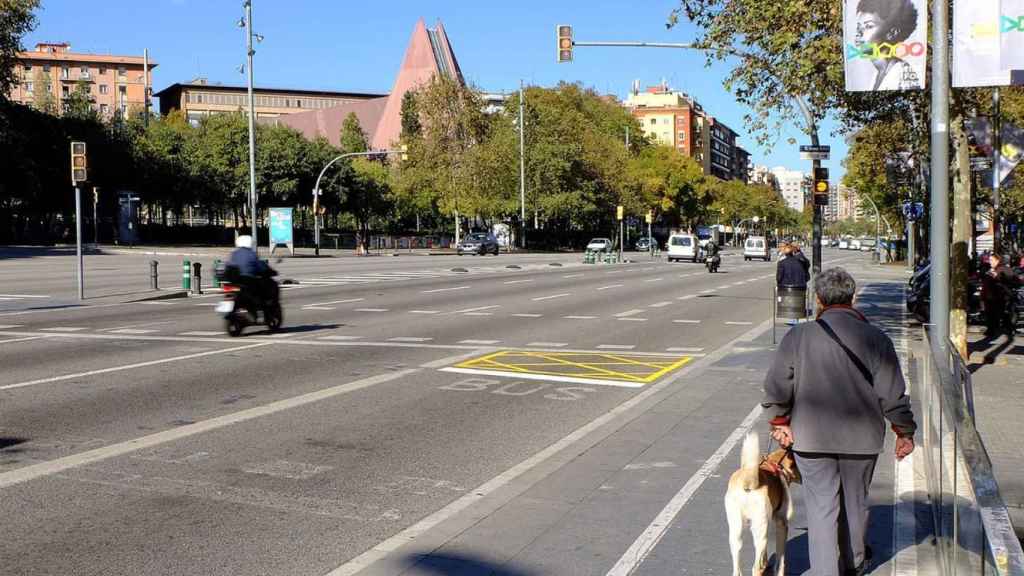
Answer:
[
  {"left": 268, "top": 207, "right": 294, "bottom": 255},
  {"left": 843, "top": 0, "right": 927, "bottom": 92},
  {"left": 953, "top": 0, "right": 1011, "bottom": 87}
]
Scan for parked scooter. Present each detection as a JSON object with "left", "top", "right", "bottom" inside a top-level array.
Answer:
[{"left": 215, "top": 263, "right": 283, "bottom": 337}]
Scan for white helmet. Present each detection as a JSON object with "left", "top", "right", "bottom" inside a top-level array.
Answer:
[{"left": 235, "top": 235, "right": 253, "bottom": 249}]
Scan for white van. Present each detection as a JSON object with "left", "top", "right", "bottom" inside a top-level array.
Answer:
[
  {"left": 744, "top": 236, "right": 770, "bottom": 261},
  {"left": 667, "top": 233, "right": 700, "bottom": 262}
]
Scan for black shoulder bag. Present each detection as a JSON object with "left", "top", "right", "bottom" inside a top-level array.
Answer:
[{"left": 816, "top": 319, "right": 874, "bottom": 387}]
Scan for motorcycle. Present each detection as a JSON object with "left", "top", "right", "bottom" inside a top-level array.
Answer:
[
  {"left": 706, "top": 254, "right": 720, "bottom": 273},
  {"left": 215, "top": 264, "right": 283, "bottom": 337}
]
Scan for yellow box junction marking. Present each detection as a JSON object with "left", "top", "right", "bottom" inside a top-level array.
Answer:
[{"left": 442, "top": 350, "right": 693, "bottom": 388}]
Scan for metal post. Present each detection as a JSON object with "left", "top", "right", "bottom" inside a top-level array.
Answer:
[
  {"left": 150, "top": 260, "right": 159, "bottom": 290},
  {"left": 930, "top": 0, "right": 951, "bottom": 350},
  {"left": 182, "top": 259, "right": 191, "bottom": 291},
  {"left": 993, "top": 87, "right": 1002, "bottom": 255},
  {"left": 143, "top": 49, "right": 149, "bottom": 127},
  {"left": 908, "top": 220, "right": 916, "bottom": 271},
  {"left": 75, "top": 186, "right": 84, "bottom": 300},
  {"left": 192, "top": 262, "right": 202, "bottom": 295},
  {"left": 619, "top": 219, "right": 624, "bottom": 263},
  {"left": 313, "top": 188, "right": 320, "bottom": 256},
  {"left": 244, "top": 0, "right": 258, "bottom": 255},
  {"left": 519, "top": 80, "right": 527, "bottom": 250},
  {"left": 648, "top": 216, "right": 653, "bottom": 259},
  {"left": 92, "top": 186, "right": 98, "bottom": 245}
]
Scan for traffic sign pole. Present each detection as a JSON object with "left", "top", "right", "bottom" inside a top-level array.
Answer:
[{"left": 75, "top": 186, "right": 84, "bottom": 300}]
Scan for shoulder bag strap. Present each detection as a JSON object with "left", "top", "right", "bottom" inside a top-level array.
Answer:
[{"left": 816, "top": 318, "right": 874, "bottom": 387}]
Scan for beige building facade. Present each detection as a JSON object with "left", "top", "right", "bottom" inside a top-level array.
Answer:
[{"left": 7, "top": 42, "right": 155, "bottom": 118}]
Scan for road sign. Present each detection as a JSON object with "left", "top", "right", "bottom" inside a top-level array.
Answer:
[
  {"left": 800, "top": 145, "right": 831, "bottom": 161},
  {"left": 902, "top": 201, "right": 925, "bottom": 221}
]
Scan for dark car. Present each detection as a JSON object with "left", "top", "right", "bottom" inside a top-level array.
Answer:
[
  {"left": 457, "top": 232, "right": 500, "bottom": 256},
  {"left": 635, "top": 237, "right": 653, "bottom": 251}
]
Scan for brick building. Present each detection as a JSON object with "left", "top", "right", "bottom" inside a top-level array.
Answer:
[{"left": 6, "top": 42, "right": 155, "bottom": 118}]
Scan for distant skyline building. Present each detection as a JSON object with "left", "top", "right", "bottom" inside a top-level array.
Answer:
[
  {"left": 7, "top": 42, "right": 156, "bottom": 118},
  {"left": 623, "top": 83, "right": 748, "bottom": 182},
  {"left": 772, "top": 166, "right": 808, "bottom": 213},
  {"left": 750, "top": 165, "right": 780, "bottom": 191},
  {"left": 837, "top": 185, "right": 860, "bottom": 221},
  {"left": 279, "top": 19, "right": 463, "bottom": 150},
  {"left": 154, "top": 80, "right": 384, "bottom": 127}
]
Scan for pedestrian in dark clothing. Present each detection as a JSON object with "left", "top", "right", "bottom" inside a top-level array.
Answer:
[
  {"left": 791, "top": 243, "right": 811, "bottom": 274},
  {"left": 776, "top": 244, "right": 810, "bottom": 289},
  {"left": 982, "top": 253, "right": 1021, "bottom": 337},
  {"left": 764, "top": 267, "right": 916, "bottom": 576}
]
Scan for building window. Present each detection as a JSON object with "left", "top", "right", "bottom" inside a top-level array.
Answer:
[
  {"left": 81, "top": 66, "right": 89, "bottom": 75},
  {"left": 662, "top": 118, "right": 670, "bottom": 125},
  {"left": 25, "top": 81, "right": 33, "bottom": 93},
  {"left": 649, "top": 118, "right": 656, "bottom": 126},
  {"left": 99, "top": 84, "right": 108, "bottom": 95},
  {"left": 100, "top": 103, "right": 109, "bottom": 115},
  {"left": 24, "top": 63, "right": 32, "bottom": 71},
  {"left": 119, "top": 85, "right": 127, "bottom": 95},
  {"left": 43, "top": 64, "right": 51, "bottom": 72},
  {"left": 61, "top": 85, "right": 70, "bottom": 97},
  {"left": 61, "top": 66, "right": 69, "bottom": 79},
  {"left": 295, "top": 99, "right": 301, "bottom": 108},
  {"left": 678, "top": 131, "right": 685, "bottom": 141},
  {"left": 99, "top": 67, "right": 106, "bottom": 75},
  {"left": 117, "top": 66, "right": 126, "bottom": 76}
]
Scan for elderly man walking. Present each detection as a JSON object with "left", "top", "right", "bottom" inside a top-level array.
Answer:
[{"left": 763, "top": 268, "right": 917, "bottom": 576}]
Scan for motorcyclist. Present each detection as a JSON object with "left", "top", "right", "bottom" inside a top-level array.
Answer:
[
  {"left": 705, "top": 240, "right": 721, "bottom": 271},
  {"left": 227, "top": 235, "right": 278, "bottom": 308}
]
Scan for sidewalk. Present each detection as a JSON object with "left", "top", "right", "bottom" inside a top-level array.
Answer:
[
  {"left": 966, "top": 330, "right": 1024, "bottom": 543},
  {"left": 341, "top": 276, "right": 938, "bottom": 575}
]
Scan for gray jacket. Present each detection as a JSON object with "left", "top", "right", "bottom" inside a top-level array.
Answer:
[{"left": 763, "top": 307, "right": 917, "bottom": 455}]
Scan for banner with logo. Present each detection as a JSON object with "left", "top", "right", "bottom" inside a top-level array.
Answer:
[
  {"left": 844, "top": 0, "right": 927, "bottom": 92},
  {"left": 1003, "top": 0, "right": 1024, "bottom": 70},
  {"left": 953, "top": 0, "right": 1011, "bottom": 87},
  {"left": 966, "top": 118, "right": 1024, "bottom": 186}
]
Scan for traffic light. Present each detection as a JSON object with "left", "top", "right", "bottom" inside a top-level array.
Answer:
[
  {"left": 557, "top": 25, "right": 573, "bottom": 63},
  {"left": 71, "top": 141, "right": 87, "bottom": 185},
  {"left": 616, "top": 205, "right": 624, "bottom": 221},
  {"left": 813, "top": 166, "right": 829, "bottom": 206}
]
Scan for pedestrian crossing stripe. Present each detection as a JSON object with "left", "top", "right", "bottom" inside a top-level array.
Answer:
[{"left": 440, "top": 350, "right": 693, "bottom": 388}]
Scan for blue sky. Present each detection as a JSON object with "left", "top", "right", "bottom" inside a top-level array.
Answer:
[{"left": 26, "top": 0, "right": 845, "bottom": 178}]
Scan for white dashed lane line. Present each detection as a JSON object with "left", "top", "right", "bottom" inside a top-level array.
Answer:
[
  {"left": 725, "top": 321, "right": 754, "bottom": 326},
  {"left": 39, "top": 327, "right": 87, "bottom": 332},
  {"left": 408, "top": 310, "right": 440, "bottom": 315},
  {"left": 503, "top": 279, "right": 534, "bottom": 285},
  {"left": 596, "top": 285, "right": 623, "bottom": 291},
  {"left": 666, "top": 347, "right": 704, "bottom": 352},
  {"left": 354, "top": 308, "right": 388, "bottom": 313},
  {"left": 648, "top": 301, "right": 672, "bottom": 308},
  {"left": 700, "top": 289, "right": 715, "bottom": 294},
  {"left": 673, "top": 320, "right": 701, "bottom": 324},
  {"left": 597, "top": 344, "right": 636, "bottom": 350},
  {"left": 512, "top": 313, "right": 543, "bottom": 318},
  {"left": 178, "top": 331, "right": 223, "bottom": 336},
  {"left": 108, "top": 329, "right": 159, "bottom": 335},
  {"left": 564, "top": 315, "right": 598, "bottom": 320},
  {"left": 422, "top": 286, "right": 470, "bottom": 294},
  {"left": 644, "top": 278, "right": 664, "bottom": 283},
  {"left": 527, "top": 342, "right": 568, "bottom": 348},
  {"left": 563, "top": 274, "right": 584, "bottom": 279},
  {"left": 389, "top": 337, "right": 433, "bottom": 342},
  {"left": 618, "top": 318, "right": 647, "bottom": 322},
  {"left": 532, "top": 293, "right": 570, "bottom": 302},
  {"left": 318, "top": 335, "right": 363, "bottom": 341},
  {"left": 677, "top": 295, "right": 697, "bottom": 301},
  {"left": 451, "top": 305, "right": 500, "bottom": 314},
  {"left": 304, "top": 298, "right": 364, "bottom": 308},
  {"left": 614, "top": 309, "right": 644, "bottom": 318},
  {"left": 458, "top": 339, "right": 501, "bottom": 345}
]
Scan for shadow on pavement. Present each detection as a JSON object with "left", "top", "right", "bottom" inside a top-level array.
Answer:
[
  {"left": 402, "top": 552, "right": 538, "bottom": 576},
  {"left": 966, "top": 334, "right": 1023, "bottom": 374},
  {"left": 252, "top": 323, "right": 343, "bottom": 336}
]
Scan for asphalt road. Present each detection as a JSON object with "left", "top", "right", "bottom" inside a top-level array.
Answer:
[{"left": 0, "top": 247, "right": 870, "bottom": 575}]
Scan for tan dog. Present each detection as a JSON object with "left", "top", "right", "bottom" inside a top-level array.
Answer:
[{"left": 724, "top": 431, "right": 801, "bottom": 576}]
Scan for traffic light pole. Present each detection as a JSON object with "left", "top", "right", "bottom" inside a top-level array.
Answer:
[{"left": 75, "top": 186, "right": 84, "bottom": 300}]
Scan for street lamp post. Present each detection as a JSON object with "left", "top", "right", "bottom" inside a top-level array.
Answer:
[
  {"left": 518, "top": 80, "right": 527, "bottom": 250},
  {"left": 240, "top": 1, "right": 259, "bottom": 255}
]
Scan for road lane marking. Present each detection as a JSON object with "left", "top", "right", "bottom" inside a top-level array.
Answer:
[
  {"left": 673, "top": 320, "right": 701, "bottom": 324},
  {"left": 408, "top": 310, "right": 440, "bottom": 315},
  {"left": 139, "top": 301, "right": 175, "bottom": 306},
  {"left": 605, "top": 404, "right": 764, "bottom": 576},
  {"left": 458, "top": 339, "right": 501, "bottom": 345},
  {"left": 732, "top": 282, "right": 746, "bottom": 286},
  {"left": 39, "top": 327, "right": 87, "bottom": 332},
  {"left": 648, "top": 302, "right": 672, "bottom": 308},
  {"left": 597, "top": 344, "right": 636, "bottom": 350},
  {"left": 563, "top": 315, "right": 598, "bottom": 320},
  {"left": 0, "top": 325, "right": 25, "bottom": 329},
  {"left": 527, "top": 342, "right": 568, "bottom": 348},
  {"left": 0, "top": 368, "right": 416, "bottom": 489},
  {"left": 305, "top": 298, "right": 365, "bottom": 307},
  {"left": 725, "top": 321, "right": 754, "bottom": 326},
  {"left": 618, "top": 318, "right": 648, "bottom": 322},
  {"left": 354, "top": 308, "right": 388, "bottom": 313},
  {"left": 108, "top": 329, "right": 159, "bottom": 335},
  {"left": 388, "top": 337, "right": 433, "bottom": 342},
  {"left": 463, "top": 312, "right": 493, "bottom": 316},
  {"left": 0, "top": 294, "right": 50, "bottom": 299},
  {"left": 716, "top": 285, "right": 731, "bottom": 290},
  {"left": 178, "top": 331, "right": 222, "bottom": 336},
  {"left": 503, "top": 279, "right": 534, "bottom": 285},
  {"left": 700, "top": 289, "right": 715, "bottom": 294},
  {"left": 562, "top": 274, "right": 584, "bottom": 278},
  {"left": 0, "top": 342, "right": 272, "bottom": 392},
  {"left": 512, "top": 313, "right": 543, "bottom": 318},
  {"left": 422, "top": 286, "right": 470, "bottom": 294},
  {"left": 193, "top": 302, "right": 218, "bottom": 307},
  {"left": 666, "top": 347, "right": 704, "bottom": 353},
  {"left": 0, "top": 336, "right": 49, "bottom": 345},
  {"left": 597, "top": 285, "right": 623, "bottom": 291},
  {"left": 643, "top": 278, "right": 663, "bottom": 283},
  {"left": 532, "top": 293, "right": 570, "bottom": 301},
  {"left": 302, "top": 306, "right": 336, "bottom": 311},
  {"left": 614, "top": 309, "right": 644, "bottom": 318},
  {"left": 677, "top": 295, "right": 697, "bottom": 301},
  {"left": 452, "top": 305, "right": 500, "bottom": 314},
  {"left": 318, "top": 335, "right": 363, "bottom": 341}
]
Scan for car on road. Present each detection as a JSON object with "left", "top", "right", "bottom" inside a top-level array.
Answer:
[
  {"left": 586, "top": 237, "right": 614, "bottom": 253},
  {"left": 744, "top": 236, "right": 771, "bottom": 261},
  {"left": 634, "top": 237, "right": 653, "bottom": 251},
  {"left": 666, "top": 233, "right": 700, "bottom": 263},
  {"left": 849, "top": 238, "right": 863, "bottom": 251},
  {"left": 457, "top": 232, "right": 500, "bottom": 256},
  {"left": 838, "top": 238, "right": 850, "bottom": 250},
  {"left": 860, "top": 239, "right": 876, "bottom": 252}
]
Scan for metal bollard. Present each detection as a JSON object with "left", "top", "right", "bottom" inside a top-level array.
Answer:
[
  {"left": 192, "top": 262, "right": 202, "bottom": 295},
  {"left": 182, "top": 259, "right": 191, "bottom": 291},
  {"left": 150, "top": 260, "right": 159, "bottom": 290},
  {"left": 212, "top": 259, "right": 221, "bottom": 288}
]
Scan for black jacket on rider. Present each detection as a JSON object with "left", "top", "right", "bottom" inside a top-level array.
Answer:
[{"left": 776, "top": 255, "right": 810, "bottom": 289}]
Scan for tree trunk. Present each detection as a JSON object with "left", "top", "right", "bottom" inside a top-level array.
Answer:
[{"left": 950, "top": 113, "right": 972, "bottom": 360}]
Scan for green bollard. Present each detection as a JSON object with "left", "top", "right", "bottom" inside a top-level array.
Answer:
[
  {"left": 182, "top": 259, "right": 191, "bottom": 291},
  {"left": 212, "top": 259, "right": 221, "bottom": 288}
]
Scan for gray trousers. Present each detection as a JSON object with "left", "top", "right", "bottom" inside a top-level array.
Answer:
[{"left": 794, "top": 452, "right": 878, "bottom": 576}]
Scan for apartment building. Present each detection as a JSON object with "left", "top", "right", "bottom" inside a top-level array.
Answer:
[
  {"left": 837, "top": 185, "right": 860, "bottom": 221},
  {"left": 772, "top": 167, "right": 809, "bottom": 213},
  {"left": 7, "top": 42, "right": 155, "bottom": 118},
  {"left": 155, "top": 79, "right": 385, "bottom": 127},
  {"left": 624, "top": 84, "right": 748, "bottom": 181}
]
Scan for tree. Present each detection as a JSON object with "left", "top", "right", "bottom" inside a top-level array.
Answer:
[
  {"left": 400, "top": 91, "right": 421, "bottom": 140},
  {"left": 63, "top": 80, "right": 98, "bottom": 121},
  {"left": 626, "top": 145, "right": 706, "bottom": 229},
  {"left": 31, "top": 68, "right": 55, "bottom": 114},
  {"left": 0, "top": 0, "right": 38, "bottom": 100},
  {"left": 339, "top": 112, "right": 369, "bottom": 154}
]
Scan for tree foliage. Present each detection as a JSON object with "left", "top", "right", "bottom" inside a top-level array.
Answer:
[
  {"left": 0, "top": 0, "right": 38, "bottom": 99},
  {"left": 339, "top": 112, "right": 368, "bottom": 154}
]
